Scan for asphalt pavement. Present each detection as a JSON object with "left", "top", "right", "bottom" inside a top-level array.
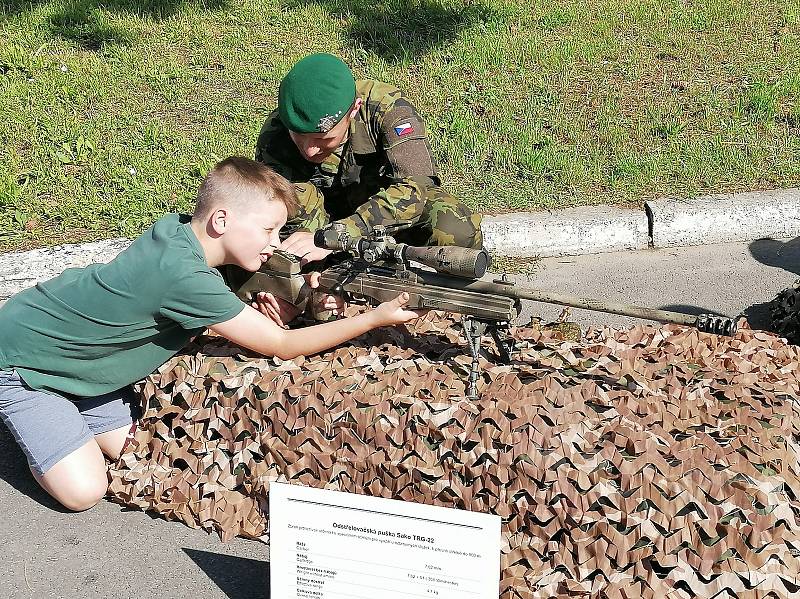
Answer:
[
  {"left": 514, "top": 236, "right": 800, "bottom": 332},
  {"left": 1, "top": 236, "right": 798, "bottom": 599}
]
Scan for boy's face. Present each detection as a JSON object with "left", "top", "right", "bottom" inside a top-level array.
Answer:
[{"left": 225, "top": 200, "right": 287, "bottom": 271}]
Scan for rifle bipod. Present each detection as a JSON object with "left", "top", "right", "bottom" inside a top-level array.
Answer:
[{"left": 461, "top": 317, "right": 515, "bottom": 399}]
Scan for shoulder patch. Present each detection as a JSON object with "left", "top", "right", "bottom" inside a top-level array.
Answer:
[
  {"left": 383, "top": 111, "right": 426, "bottom": 148},
  {"left": 394, "top": 122, "right": 414, "bottom": 137}
]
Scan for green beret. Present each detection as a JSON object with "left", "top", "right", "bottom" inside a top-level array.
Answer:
[{"left": 278, "top": 53, "right": 357, "bottom": 134}]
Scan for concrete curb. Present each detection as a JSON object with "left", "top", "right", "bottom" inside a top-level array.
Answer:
[
  {"left": 481, "top": 188, "right": 800, "bottom": 258},
  {"left": 2, "top": 188, "right": 800, "bottom": 298},
  {"left": 0, "top": 238, "right": 131, "bottom": 299},
  {"left": 482, "top": 206, "right": 649, "bottom": 257},
  {"left": 646, "top": 189, "right": 800, "bottom": 248}
]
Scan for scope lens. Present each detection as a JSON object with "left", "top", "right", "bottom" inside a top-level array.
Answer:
[{"left": 474, "top": 250, "right": 489, "bottom": 278}]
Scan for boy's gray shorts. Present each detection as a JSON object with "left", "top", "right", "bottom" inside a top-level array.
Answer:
[{"left": 0, "top": 370, "right": 140, "bottom": 476}]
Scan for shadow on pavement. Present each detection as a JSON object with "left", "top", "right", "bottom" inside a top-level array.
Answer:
[
  {"left": 0, "top": 422, "right": 70, "bottom": 512},
  {"left": 745, "top": 237, "right": 800, "bottom": 332},
  {"left": 183, "top": 548, "right": 270, "bottom": 599},
  {"left": 748, "top": 237, "right": 800, "bottom": 277},
  {"left": 741, "top": 301, "right": 776, "bottom": 331},
  {"left": 658, "top": 304, "right": 729, "bottom": 318}
]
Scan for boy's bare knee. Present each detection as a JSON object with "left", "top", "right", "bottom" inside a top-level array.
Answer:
[
  {"left": 59, "top": 479, "right": 107, "bottom": 512},
  {"left": 33, "top": 440, "right": 109, "bottom": 511},
  {"left": 34, "top": 466, "right": 107, "bottom": 511}
]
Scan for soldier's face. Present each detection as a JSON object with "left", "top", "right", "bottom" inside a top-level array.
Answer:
[
  {"left": 224, "top": 200, "right": 287, "bottom": 271},
  {"left": 289, "top": 115, "right": 351, "bottom": 163}
]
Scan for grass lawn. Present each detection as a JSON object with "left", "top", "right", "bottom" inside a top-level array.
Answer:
[{"left": 1, "top": 0, "right": 799, "bottom": 251}]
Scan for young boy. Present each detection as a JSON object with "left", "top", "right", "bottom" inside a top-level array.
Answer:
[{"left": 0, "top": 157, "right": 420, "bottom": 512}]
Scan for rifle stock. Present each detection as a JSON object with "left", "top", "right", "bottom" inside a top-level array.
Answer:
[
  {"left": 318, "top": 263, "right": 519, "bottom": 322},
  {"left": 227, "top": 250, "right": 312, "bottom": 311}
]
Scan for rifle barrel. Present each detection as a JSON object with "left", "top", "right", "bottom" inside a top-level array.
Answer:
[
  {"left": 457, "top": 279, "right": 705, "bottom": 326},
  {"left": 509, "top": 287, "right": 698, "bottom": 325}
]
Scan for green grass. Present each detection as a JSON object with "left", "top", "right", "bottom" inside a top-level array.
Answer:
[{"left": 1, "top": 0, "right": 800, "bottom": 251}]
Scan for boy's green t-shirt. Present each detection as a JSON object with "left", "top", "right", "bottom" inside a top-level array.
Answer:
[{"left": 0, "top": 214, "right": 245, "bottom": 397}]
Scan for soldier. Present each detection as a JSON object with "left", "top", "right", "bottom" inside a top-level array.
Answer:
[{"left": 255, "top": 53, "right": 483, "bottom": 265}]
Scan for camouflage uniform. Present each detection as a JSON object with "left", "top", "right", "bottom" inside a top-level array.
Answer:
[{"left": 255, "top": 80, "right": 483, "bottom": 249}]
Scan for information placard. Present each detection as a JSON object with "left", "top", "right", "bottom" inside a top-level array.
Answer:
[{"left": 270, "top": 482, "right": 501, "bottom": 599}]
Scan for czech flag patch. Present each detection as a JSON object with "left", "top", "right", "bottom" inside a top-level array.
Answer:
[{"left": 394, "top": 122, "right": 414, "bottom": 136}]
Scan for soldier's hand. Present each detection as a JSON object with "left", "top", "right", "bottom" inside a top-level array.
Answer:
[
  {"left": 252, "top": 292, "right": 301, "bottom": 328},
  {"left": 280, "top": 231, "right": 333, "bottom": 266}
]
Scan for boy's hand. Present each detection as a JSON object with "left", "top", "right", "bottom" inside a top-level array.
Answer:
[
  {"left": 371, "top": 292, "right": 425, "bottom": 327},
  {"left": 281, "top": 231, "right": 333, "bottom": 266},
  {"left": 251, "top": 292, "right": 298, "bottom": 328},
  {"left": 252, "top": 273, "right": 344, "bottom": 327}
]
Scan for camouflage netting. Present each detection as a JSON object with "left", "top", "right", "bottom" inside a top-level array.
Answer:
[{"left": 108, "top": 312, "right": 800, "bottom": 599}]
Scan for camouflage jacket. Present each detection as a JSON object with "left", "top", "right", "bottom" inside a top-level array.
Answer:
[{"left": 255, "top": 80, "right": 440, "bottom": 236}]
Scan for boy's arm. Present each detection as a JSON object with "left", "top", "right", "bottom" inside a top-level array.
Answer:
[{"left": 209, "top": 292, "right": 417, "bottom": 360}]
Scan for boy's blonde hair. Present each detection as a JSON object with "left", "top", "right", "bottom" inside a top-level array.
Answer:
[{"left": 193, "top": 157, "right": 298, "bottom": 221}]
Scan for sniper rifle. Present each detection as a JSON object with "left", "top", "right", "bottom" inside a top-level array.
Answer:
[{"left": 229, "top": 222, "right": 739, "bottom": 398}]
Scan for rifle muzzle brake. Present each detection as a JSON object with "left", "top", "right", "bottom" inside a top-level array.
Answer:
[{"left": 694, "top": 314, "right": 739, "bottom": 336}]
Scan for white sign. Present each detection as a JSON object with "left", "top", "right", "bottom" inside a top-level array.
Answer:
[{"left": 270, "top": 482, "right": 501, "bottom": 599}]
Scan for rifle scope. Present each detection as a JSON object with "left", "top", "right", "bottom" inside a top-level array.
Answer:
[
  {"left": 402, "top": 245, "right": 489, "bottom": 279},
  {"left": 314, "top": 225, "right": 490, "bottom": 279}
]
